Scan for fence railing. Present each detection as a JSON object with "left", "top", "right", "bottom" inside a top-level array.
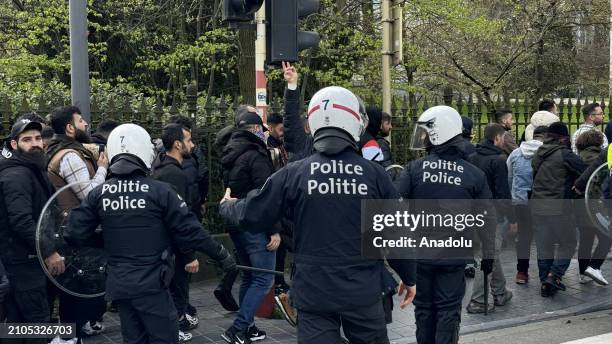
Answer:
[{"left": 1, "top": 89, "right": 610, "bottom": 233}]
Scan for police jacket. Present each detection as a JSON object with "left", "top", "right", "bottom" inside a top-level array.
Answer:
[
  {"left": 220, "top": 146, "right": 416, "bottom": 313},
  {"left": 531, "top": 138, "right": 586, "bottom": 216},
  {"left": 65, "top": 158, "right": 228, "bottom": 300},
  {"left": 0, "top": 151, "right": 55, "bottom": 290},
  {"left": 283, "top": 88, "right": 314, "bottom": 162},
  {"left": 398, "top": 136, "right": 496, "bottom": 263},
  {"left": 469, "top": 141, "right": 515, "bottom": 223},
  {"left": 0, "top": 259, "right": 8, "bottom": 303}
]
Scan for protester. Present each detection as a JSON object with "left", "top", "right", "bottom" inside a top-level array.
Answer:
[
  {"left": 152, "top": 123, "right": 198, "bottom": 342},
  {"left": 90, "top": 119, "right": 119, "bottom": 145},
  {"left": 531, "top": 122, "right": 586, "bottom": 297},
  {"left": 524, "top": 101, "right": 560, "bottom": 142},
  {"left": 266, "top": 112, "right": 288, "bottom": 171},
  {"left": 64, "top": 123, "right": 236, "bottom": 344},
  {"left": 494, "top": 109, "right": 518, "bottom": 156},
  {"left": 0, "top": 119, "right": 64, "bottom": 344},
  {"left": 220, "top": 109, "right": 280, "bottom": 343},
  {"left": 376, "top": 111, "right": 394, "bottom": 168},
  {"left": 359, "top": 106, "right": 385, "bottom": 163},
  {"left": 1, "top": 113, "right": 47, "bottom": 161},
  {"left": 466, "top": 124, "right": 515, "bottom": 314},
  {"left": 461, "top": 116, "right": 476, "bottom": 157},
  {"left": 220, "top": 81, "right": 416, "bottom": 344},
  {"left": 575, "top": 130, "right": 611, "bottom": 285},
  {"left": 47, "top": 106, "right": 109, "bottom": 339},
  {"left": 507, "top": 126, "right": 547, "bottom": 284},
  {"left": 571, "top": 103, "right": 607, "bottom": 154}
]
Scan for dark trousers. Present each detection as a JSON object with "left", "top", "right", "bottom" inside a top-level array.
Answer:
[
  {"left": 515, "top": 205, "right": 534, "bottom": 273},
  {"left": 170, "top": 255, "right": 190, "bottom": 317},
  {"left": 578, "top": 225, "right": 612, "bottom": 273},
  {"left": 275, "top": 241, "right": 288, "bottom": 286},
  {"left": 534, "top": 215, "right": 577, "bottom": 281},
  {"left": 47, "top": 284, "right": 106, "bottom": 338},
  {"left": 116, "top": 291, "right": 178, "bottom": 344},
  {"left": 3, "top": 286, "right": 49, "bottom": 344},
  {"left": 413, "top": 264, "right": 465, "bottom": 344},
  {"left": 217, "top": 250, "right": 240, "bottom": 292},
  {"left": 297, "top": 302, "right": 389, "bottom": 344}
]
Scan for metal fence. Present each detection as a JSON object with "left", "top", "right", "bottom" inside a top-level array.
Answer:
[{"left": 1, "top": 89, "right": 609, "bottom": 233}]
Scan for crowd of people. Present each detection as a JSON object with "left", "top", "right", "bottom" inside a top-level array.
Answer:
[{"left": 0, "top": 60, "right": 611, "bottom": 344}]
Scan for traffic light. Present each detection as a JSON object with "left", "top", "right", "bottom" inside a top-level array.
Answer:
[
  {"left": 222, "top": 0, "right": 264, "bottom": 22},
  {"left": 266, "top": 0, "right": 320, "bottom": 64}
]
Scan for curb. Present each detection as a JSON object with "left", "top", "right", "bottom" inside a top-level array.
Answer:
[{"left": 394, "top": 300, "right": 612, "bottom": 344}]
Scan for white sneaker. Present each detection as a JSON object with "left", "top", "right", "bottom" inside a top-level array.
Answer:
[
  {"left": 82, "top": 321, "right": 105, "bottom": 336},
  {"left": 59, "top": 338, "right": 78, "bottom": 344},
  {"left": 579, "top": 274, "right": 592, "bottom": 284},
  {"left": 178, "top": 331, "right": 192, "bottom": 343},
  {"left": 584, "top": 267, "right": 609, "bottom": 286},
  {"left": 185, "top": 313, "right": 199, "bottom": 327}
]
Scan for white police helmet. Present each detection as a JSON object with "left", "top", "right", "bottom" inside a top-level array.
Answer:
[
  {"left": 410, "top": 105, "right": 462, "bottom": 150},
  {"left": 307, "top": 86, "right": 368, "bottom": 142},
  {"left": 107, "top": 124, "right": 156, "bottom": 169}
]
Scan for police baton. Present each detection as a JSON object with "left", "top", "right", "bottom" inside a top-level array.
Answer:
[
  {"left": 206, "top": 259, "right": 284, "bottom": 275},
  {"left": 483, "top": 269, "right": 490, "bottom": 316}
]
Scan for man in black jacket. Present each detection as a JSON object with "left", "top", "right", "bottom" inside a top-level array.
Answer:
[
  {"left": 221, "top": 84, "right": 416, "bottom": 344},
  {"left": 531, "top": 122, "right": 586, "bottom": 296},
  {"left": 466, "top": 124, "right": 515, "bottom": 314},
  {"left": 0, "top": 119, "right": 65, "bottom": 344},
  {"left": 65, "top": 123, "right": 236, "bottom": 344},
  {"left": 90, "top": 119, "right": 119, "bottom": 145},
  {"left": 152, "top": 124, "right": 199, "bottom": 341},
  {"left": 220, "top": 111, "right": 280, "bottom": 344}
]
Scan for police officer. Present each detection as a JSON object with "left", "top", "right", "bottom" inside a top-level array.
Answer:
[
  {"left": 398, "top": 106, "right": 496, "bottom": 344},
  {"left": 220, "top": 86, "right": 416, "bottom": 344},
  {"left": 64, "top": 124, "right": 236, "bottom": 344}
]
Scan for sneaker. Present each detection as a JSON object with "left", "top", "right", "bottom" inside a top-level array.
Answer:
[
  {"left": 186, "top": 304, "right": 197, "bottom": 317},
  {"left": 493, "top": 290, "right": 513, "bottom": 306},
  {"left": 584, "top": 267, "right": 609, "bottom": 286},
  {"left": 466, "top": 301, "right": 495, "bottom": 314},
  {"left": 185, "top": 313, "right": 199, "bottom": 327},
  {"left": 179, "top": 315, "right": 197, "bottom": 331},
  {"left": 274, "top": 282, "right": 290, "bottom": 295},
  {"left": 543, "top": 274, "right": 566, "bottom": 291},
  {"left": 274, "top": 293, "right": 297, "bottom": 327},
  {"left": 214, "top": 287, "right": 240, "bottom": 312},
  {"left": 221, "top": 326, "right": 251, "bottom": 344},
  {"left": 81, "top": 321, "right": 105, "bottom": 336},
  {"left": 515, "top": 271, "right": 528, "bottom": 285},
  {"left": 464, "top": 265, "right": 476, "bottom": 278},
  {"left": 246, "top": 325, "right": 266, "bottom": 342},
  {"left": 178, "top": 331, "right": 192, "bottom": 343}
]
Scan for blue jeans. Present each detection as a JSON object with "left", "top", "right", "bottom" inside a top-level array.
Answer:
[
  {"left": 229, "top": 231, "right": 276, "bottom": 331},
  {"left": 533, "top": 215, "right": 577, "bottom": 282}
]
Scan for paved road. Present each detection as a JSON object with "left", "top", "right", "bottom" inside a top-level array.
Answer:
[{"left": 459, "top": 310, "right": 612, "bottom": 344}]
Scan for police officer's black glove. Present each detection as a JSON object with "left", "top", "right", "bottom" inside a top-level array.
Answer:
[
  {"left": 480, "top": 259, "right": 494, "bottom": 275},
  {"left": 218, "top": 247, "right": 237, "bottom": 272}
]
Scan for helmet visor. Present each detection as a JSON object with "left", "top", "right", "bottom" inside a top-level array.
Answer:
[{"left": 410, "top": 121, "right": 434, "bottom": 150}]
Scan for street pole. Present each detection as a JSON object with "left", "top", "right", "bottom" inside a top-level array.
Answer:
[
  {"left": 69, "top": 0, "right": 91, "bottom": 122},
  {"left": 255, "top": 2, "right": 267, "bottom": 121},
  {"left": 381, "top": 0, "right": 393, "bottom": 114}
]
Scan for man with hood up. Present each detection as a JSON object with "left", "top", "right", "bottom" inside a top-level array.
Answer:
[
  {"left": 507, "top": 126, "right": 548, "bottom": 285},
  {"left": 359, "top": 106, "right": 384, "bottom": 163}
]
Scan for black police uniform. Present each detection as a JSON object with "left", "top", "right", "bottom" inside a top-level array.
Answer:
[
  {"left": 65, "top": 156, "right": 233, "bottom": 344},
  {"left": 220, "top": 137, "right": 416, "bottom": 344},
  {"left": 397, "top": 136, "right": 496, "bottom": 344}
]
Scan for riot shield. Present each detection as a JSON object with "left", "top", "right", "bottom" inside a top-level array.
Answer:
[
  {"left": 36, "top": 181, "right": 106, "bottom": 298},
  {"left": 584, "top": 162, "right": 612, "bottom": 239},
  {"left": 385, "top": 164, "right": 404, "bottom": 182}
]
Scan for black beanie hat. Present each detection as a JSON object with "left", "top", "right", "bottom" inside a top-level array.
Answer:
[{"left": 547, "top": 122, "right": 569, "bottom": 137}]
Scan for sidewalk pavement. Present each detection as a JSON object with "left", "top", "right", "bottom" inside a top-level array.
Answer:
[{"left": 86, "top": 247, "right": 612, "bottom": 344}]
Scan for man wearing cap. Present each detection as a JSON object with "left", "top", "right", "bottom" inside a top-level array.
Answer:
[
  {"left": 220, "top": 110, "right": 280, "bottom": 343},
  {"left": 0, "top": 119, "right": 65, "bottom": 343}
]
